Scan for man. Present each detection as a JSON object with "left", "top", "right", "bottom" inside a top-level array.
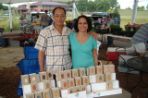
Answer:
[
  {"left": 35, "top": 7, "right": 72, "bottom": 74},
  {"left": 132, "top": 23, "right": 148, "bottom": 50}
]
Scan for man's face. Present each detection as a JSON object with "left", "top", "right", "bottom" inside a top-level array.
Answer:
[{"left": 53, "top": 8, "right": 66, "bottom": 26}]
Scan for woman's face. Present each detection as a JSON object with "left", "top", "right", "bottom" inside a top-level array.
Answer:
[{"left": 78, "top": 17, "right": 88, "bottom": 33}]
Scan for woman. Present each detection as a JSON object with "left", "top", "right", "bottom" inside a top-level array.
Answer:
[{"left": 69, "top": 15, "right": 98, "bottom": 69}]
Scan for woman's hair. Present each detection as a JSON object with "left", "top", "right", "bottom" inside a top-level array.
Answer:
[
  {"left": 74, "top": 15, "right": 92, "bottom": 32},
  {"left": 52, "top": 6, "right": 66, "bottom": 15}
]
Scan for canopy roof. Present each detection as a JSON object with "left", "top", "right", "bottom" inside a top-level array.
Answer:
[{"left": 0, "top": 0, "right": 71, "bottom": 4}]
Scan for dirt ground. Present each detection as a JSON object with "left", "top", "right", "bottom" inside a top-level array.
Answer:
[
  {"left": 0, "top": 47, "right": 24, "bottom": 98},
  {"left": 0, "top": 45, "right": 148, "bottom": 98}
]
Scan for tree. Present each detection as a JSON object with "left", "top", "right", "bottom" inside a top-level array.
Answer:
[
  {"left": 76, "top": 0, "right": 89, "bottom": 12},
  {"left": 137, "top": 6, "right": 145, "bottom": 11},
  {"left": 0, "top": 3, "right": 8, "bottom": 10},
  {"left": 76, "top": 0, "right": 119, "bottom": 12},
  {"left": 0, "top": 3, "right": 3, "bottom": 9}
]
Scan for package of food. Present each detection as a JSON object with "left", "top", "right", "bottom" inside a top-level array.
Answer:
[
  {"left": 78, "top": 68, "right": 86, "bottom": 76},
  {"left": 52, "top": 88, "right": 60, "bottom": 98},
  {"left": 43, "top": 89, "right": 52, "bottom": 98},
  {"left": 82, "top": 76, "right": 89, "bottom": 85},
  {"left": 21, "top": 75, "right": 30, "bottom": 85},
  {"left": 87, "top": 66, "right": 96, "bottom": 75},
  {"left": 74, "top": 77, "right": 82, "bottom": 86},
  {"left": 72, "top": 69, "right": 79, "bottom": 78},
  {"left": 31, "top": 83, "right": 37, "bottom": 93},
  {"left": 30, "top": 73, "right": 39, "bottom": 83},
  {"left": 26, "top": 93, "right": 34, "bottom": 98},
  {"left": 95, "top": 65, "right": 103, "bottom": 74},
  {"left": 68, "top": 78, "right": 75, "bottom": 87},
  {"left": 96, "top": 74, "right": 104, "bottom": 83},
  {"left": 61, "top": 79, "right": 69, "bottom": 89},
  {"left": 65, "top": 70, "right": 72, "bottom": 78},
  {"left": 39, "top": 71, "right": 47, "bottom": 81},
  {"left": 35, "top": 91, "right": 43, "bottom": 98}
]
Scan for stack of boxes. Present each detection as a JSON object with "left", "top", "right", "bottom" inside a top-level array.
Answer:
[{"left": 21, "top": 62, "right": 122, "bottom": 98}]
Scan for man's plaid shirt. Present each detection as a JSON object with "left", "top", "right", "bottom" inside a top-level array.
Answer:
[{"left": 35, "top": 24, "right": 72, "bottom": 73}]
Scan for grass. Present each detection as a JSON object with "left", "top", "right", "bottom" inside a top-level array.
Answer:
[
  {"left": 0, "top": 15, "right": 20, "bottom": 32},
  {"left": 0, "top": 9, "right": 148, "bottom": 32},
  {"left": 119, "top": 9, "right": 148, "bottom": 29}
]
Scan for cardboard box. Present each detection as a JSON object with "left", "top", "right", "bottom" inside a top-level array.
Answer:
[
  {"left": 61, "top": 89, "right": 87, "bottom": 98},
  {"left": 68, "top": 90, "right": 87, "bottom": 98},
  {"left": 99, "top": 88, "right": 122, "bottom": 97},
  {"left": 91, "top": 82, "right": 107, "bottom": 92}
]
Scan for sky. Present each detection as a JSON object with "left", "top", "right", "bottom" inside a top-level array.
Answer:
[
  {"left": 117, "top": 0, "right": 148, "bottom": 9},
  {"left": 3, "top": 0, "right": 148, "bottom": 9}
]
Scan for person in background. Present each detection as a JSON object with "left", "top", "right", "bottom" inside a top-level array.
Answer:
[
  {"left": 33, "top": 14, "right": 41, "bottom": 34},
  {"left": 35, "top": 7, "right": 72, "bottom": 74},
  {"left": 40, "top": 10, "right": 51, "bottom": 28},
  {"left": 69, "top": 15, "right": 98, "bottom": 69}
]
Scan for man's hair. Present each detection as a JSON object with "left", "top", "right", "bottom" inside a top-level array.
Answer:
[
  {"left": 52, "top": 6, "right": 66, "bottom": 15},
  {"left": 74, "top": 15, "right": 92, "bottom": 32}
]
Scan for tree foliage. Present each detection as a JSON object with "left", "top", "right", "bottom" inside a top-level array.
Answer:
[
  {"left": 137, "top": 6, "right": 145, "bottom": 11},
  {"left": 0, "top": 3, "right": 8, "bottom": 10},
  {"left": 76, "top": 0, "right": 119, "bottom": 12}
]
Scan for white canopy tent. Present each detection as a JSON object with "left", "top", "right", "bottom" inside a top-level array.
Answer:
[
  {"left": 0, "top": 0, "right": 79, "bottom": 31},
  {"left": 0, "top": 0, "right": 138, "bottom": 31}
]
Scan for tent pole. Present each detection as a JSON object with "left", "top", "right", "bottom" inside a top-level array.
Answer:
[
  {"left": 131, "top": 0, "right": 138, "bottom": 24},
  {"left": 8, "top": 3, "right": 13, "bottom": 32}
]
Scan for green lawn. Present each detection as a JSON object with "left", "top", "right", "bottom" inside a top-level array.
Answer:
[
  {"left": 119, "top": 9, "right": 148, "bottom": 29},
  {"left": 0, "top": 9, "right": 148, "bottom": 32}
]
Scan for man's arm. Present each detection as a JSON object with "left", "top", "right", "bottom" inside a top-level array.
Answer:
[{"left": 38, "top": 50, "right": 45, "bottom": 72}]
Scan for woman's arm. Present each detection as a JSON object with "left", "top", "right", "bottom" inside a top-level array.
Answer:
[{"left": 93, "top": 48, "right": 98, "bottom": 66}]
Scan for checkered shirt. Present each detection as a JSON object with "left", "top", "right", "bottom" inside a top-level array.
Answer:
[{"left": 35, "top": 24, "right": 72, "bottom": 73}]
